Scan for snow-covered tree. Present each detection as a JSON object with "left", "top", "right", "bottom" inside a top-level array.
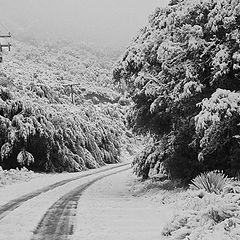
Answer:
[
  {"left": 0, "top": 41, "right": 126, "bottom": 172},
  {"left": 113, "top": 0, "right": 240, "bottom": 179}
]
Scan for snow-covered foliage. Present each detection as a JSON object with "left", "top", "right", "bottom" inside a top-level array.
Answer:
[
  {"left": 0, "top": 41, "right": 128, "bottom": 172},
  {"left": 196, "top": 89, "right": 240, "bottom": 132},
  {"left": 113, "top": 0, "right": 240, "bottom": 179},
  {"left": 189, "top": 170, "right": 232, "bottom": 194},
  {"left": 0, "top": 166, "right": 37, "bottom": 186},
  {"left": 0, "top": 88, "right": 125, "bottom": 171},
  {"left": 195, "top": 89, "right": 240, "bottom": 163},
  {"left": 162, "top": 181, "right": 240, "bottom": 240},
  {"left": 2, "top": 40, "right": 120, "bottom": 103}
]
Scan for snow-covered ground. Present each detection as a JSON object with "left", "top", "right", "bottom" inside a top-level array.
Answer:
[
  {"left": 0, "top": 163, "right": 175, "bottom": 240},
  {"left": 0, "top": 167, "right": 41, "bottom": 187},
  {"left": 73, "top": 169, "right": 174, "bottom": 240},
  {"left": 0, "top": 163, "right": 127, "bottom": 207},
  {"left": 0, "top": 164, "right": 130, "bottom": 240}
]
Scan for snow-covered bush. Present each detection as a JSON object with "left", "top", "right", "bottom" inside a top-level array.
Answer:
[
  {"left": 113, "top": 0, "right": 240, "bottom": 180},
  {"left": 190, "top": 171, "right": 232, "bottom": 194},
  {"left": 162, "top": 181, "right": 240, "bottom": 240},
  {"left": 0, "top": 167, "right": 37, "bottom": 186}
]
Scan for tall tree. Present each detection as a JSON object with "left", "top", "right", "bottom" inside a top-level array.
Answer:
[{"left": 113, "top": 0, "right": 240, "bottom": 180}]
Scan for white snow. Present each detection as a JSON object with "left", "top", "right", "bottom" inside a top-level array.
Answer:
[
  {"left": 72, "top": 169, "right": 174, "bottom": 240},
  {"left": 0, "top": 164, "right": 129, "bottom": 240},
  {"left": 0, "top": 163, "right": 127, "bottom": 207},
  {"left": 0, "top": 163, "right": 174, "bottom": 240}
]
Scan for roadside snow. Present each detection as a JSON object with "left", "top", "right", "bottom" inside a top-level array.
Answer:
[
  {"left": 0, "top": 163, "right": 175, "bottom": 240},
  {"left": 73, "top": 169, "right": 174, "bottom": 240},
  {"left": 0, "top": 167, "right": 42, "bottom": 187}
]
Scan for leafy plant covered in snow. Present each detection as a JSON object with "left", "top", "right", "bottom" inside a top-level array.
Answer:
[
  {"left": 162, "top": 181, "right": 240, "bottom": 240},
  {"left": 0, "top": 41, "right": 128, "bottom": 172},
  {"left": 195, "top": 89, "right": 240, "bottom": 172},
  {"left": 113, "top": 0, "right": 240, "bottom": 180},
  {"left": 189, "top": 170, "right": 232, "bottom": 194}
]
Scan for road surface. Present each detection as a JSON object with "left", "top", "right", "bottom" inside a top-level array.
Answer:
[{"left": 0, "top": 163, "right": 173, "bottom": 240}]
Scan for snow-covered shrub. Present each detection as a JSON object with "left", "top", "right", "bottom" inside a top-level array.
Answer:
[
  {"left": 162, "top": 180, "right": 240, "bottom": 240},
  {"left": 132, "top": 143, "right": 156, "bottom": 180},
  {"left": 17, "top": 149, "right": 34, "bottom": 166},
  {"left": 190, "top": 171, "right": 232, "bottom": 194},
  {"left": 0, "top": 167, "right": 37, "bottom": 187}
]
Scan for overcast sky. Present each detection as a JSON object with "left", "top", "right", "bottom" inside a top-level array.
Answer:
[{"left": 0, "top": 0, "right": 169, "bottom": 49}]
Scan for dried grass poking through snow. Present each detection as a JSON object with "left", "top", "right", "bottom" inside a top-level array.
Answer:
[{"left": 0, "top": 167, "right": 40, "bottom": 187}]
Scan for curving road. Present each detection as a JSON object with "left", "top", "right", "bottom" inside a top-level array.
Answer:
[
  {"left": 0, "top": 163, "right": 130, "bottom": 240},
  {"left": 31, "top": 167, "right": 129, "bottom": 240}
]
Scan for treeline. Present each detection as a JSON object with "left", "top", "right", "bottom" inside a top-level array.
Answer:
[
  {"left": 113, "top": 0, "right": 240, "bottom": 180},
  {"left": 0, "top": 41, "right": 126, "bottom": 172},
  {"left": 0, "top": 87, "right": 123, "bottom": 171}
]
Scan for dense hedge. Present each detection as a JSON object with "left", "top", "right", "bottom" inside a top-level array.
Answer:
[{"left": 113, "top": 0, "right": 240, "bottom": 180}]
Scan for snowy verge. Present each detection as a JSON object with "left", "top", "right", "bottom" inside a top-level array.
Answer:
[
  {"left": 0, "top": 167, "right": 42, "bottom": 188},
  {"left": 127, "top": 177, "right": 240, "bottom": 240}
]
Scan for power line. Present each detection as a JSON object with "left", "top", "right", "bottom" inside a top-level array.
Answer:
[
  {"left": 0, "top": 20, "right": 12, "bottom": 63},
  {"left": 0, "top": 20, "right": 18, "bottom": 41},
  {"left": 0, "top": 21, "right": 8, "bottom": 33}
]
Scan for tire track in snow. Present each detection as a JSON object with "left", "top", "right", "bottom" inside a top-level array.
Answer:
[
  {"left": 31, "top": 166, "right": 130, "bottom": 240},
  {"left": 0, "top": 163, "right": 129, "bottom": 221}
]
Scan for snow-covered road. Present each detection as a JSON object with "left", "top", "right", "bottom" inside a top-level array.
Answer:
[
  {"left": 0, "top": 164, "right": 173, "bottom": 240},
  {"left": 72, "top": 169, "right": 173, "bottom": 240}
]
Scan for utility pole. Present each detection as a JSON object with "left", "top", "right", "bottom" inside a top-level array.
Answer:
[
  {"left": 62, "top": 82, "right": 84, "bottom": 104},
  {"left": 0, "top": 32, "right": 11, "bottom": 63}
]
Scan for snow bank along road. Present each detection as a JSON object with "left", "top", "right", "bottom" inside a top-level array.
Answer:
[{"left": 0, "top": 163, "right": 130, "bottom": 240}]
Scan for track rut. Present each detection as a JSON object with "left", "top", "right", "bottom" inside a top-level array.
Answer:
[
  {"left": 31, "top": 166, "right": 130, "bottom": 240},
  {"left": 0, "top": 163, "right": 129, "bottom": 221}
]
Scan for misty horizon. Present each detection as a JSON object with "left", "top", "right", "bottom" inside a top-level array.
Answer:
[{"left": 0, "top": 0, "right": 169, "bottom": 49}]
